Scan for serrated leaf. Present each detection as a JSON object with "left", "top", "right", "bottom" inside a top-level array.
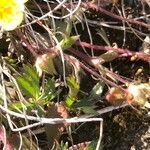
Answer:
[
  {"left": 44, "top": 78, "right": 56, "bottom": 95},
  {"left": 65, "top": 76, "right": 80, "bottom": 107},
  {"left": 16, "top": 65, "right": 40, "bottom": 99},
  {"left": 16, "top": 76, "right": 37, "bottom": 98},
  {"left": 23, "top": 64, "right": 39, "bottom": 86},
  {"left": 39, "top": 78, "right": 58, "bottom": 101},
  {"left": 65, "top": 96, "right": 75, "bottom": 108},
  {"left": 66, "top": 75, "right": 80, "bottom": 98}
]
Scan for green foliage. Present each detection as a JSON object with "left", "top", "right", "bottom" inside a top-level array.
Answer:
[
  {"left": 0, "top": 84, "right": 4, "bottom": 102},
  {"left": 57, "top": 141, "right": 68, "bottom": 150},
  {"left": 74, "top": 81, "right": 104, "bottom": 114},
  {"left": 50, "top": 11, "right": 80, "bottom": 50},
  {"left": 97, "top": 28, "right": 119, "bottom": 63},
  {"left": 86, "top": 140, "right": 103, "bottom": 150},
  {"left": 9, "top": 101, "right": 34, "bottom": 110},
  {"left": 88, "top": 81, "right": 104, "bottom": 100},
  {"left": 97, "top": 28, "right": 111, "bottom": 46},
  {"left": 3, "top": 56, "right": 17, "bottom": 64},
  {"left": 74, "top": 99, "right": 98, "bottom": 115},
  {"left": 80, "top": 105, "right": 98, "bottom": 115},
  {"left": 65, "top": 75, "right": 80, "bottom": 107},
  {"left": 55, "top": 20, "right": 72, "bottom": 37},
  {"left": 60, "top": 35, "right": 80, "bottom": 50},
  {"left": 16, "top": 64, "right": 40, "bottom": 99},
  {"left": 39, "top": 78, "right": 59, "bottom": 102},
  {"left": 15, "top": 64, "right": 57, "bottom": 109}
]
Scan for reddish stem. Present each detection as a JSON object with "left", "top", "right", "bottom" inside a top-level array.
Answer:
[
  {"left": 81, "top": 2, "right": 150, "bottom": 29},
  {"left": 79, "top": 61, "right": 127, "bottom": 92},
  {"left": 68, "top": 48, "right": 128, "bottom": 84},
  {"left": 76, "top": 41, "right": 150, "bottom": 60},
  {"left": 15, "top": 29, "right": 38, "bottom": 57}
]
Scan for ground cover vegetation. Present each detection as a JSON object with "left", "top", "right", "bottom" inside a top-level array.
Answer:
[{"left": 0, "top": 0, "right": 150, "bottom": 149}]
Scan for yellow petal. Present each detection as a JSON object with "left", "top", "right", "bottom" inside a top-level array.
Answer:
[
  {"left": 24, "top": 0, "right": 28, "bottom": 3},
  {"left": 0, "top": 0, "right": 26, "bottom": 31},
  {"left": 0, "top": 12, "right": 23, "bottom": 31}
]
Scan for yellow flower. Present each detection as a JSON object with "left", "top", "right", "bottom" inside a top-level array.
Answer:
[{"left": 0, "top": 0, "right": 28, "bottom": 31}]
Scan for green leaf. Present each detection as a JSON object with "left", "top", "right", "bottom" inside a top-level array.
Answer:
[
  {"left": 52, "top": 20, "right": 72, "bottom": 42},
  {"left": 16, "top": 65, "right": 40, "bottom": 99},
  {"left": 66, "top": 75, "right": 80, "bottom": 98},
  {"left": 65, "top": 76, "right": 80, "bottom": 107},
  {"left": 60, "top": 35, "right": 80, "bottom": 50},
  {"left": 80, "top": 106, "right": 98, "bottom": 115},
  {"left": 23, "top": 64, "right": 39, "bottom": 86},
  {"left": 57, "top": 141, "right": 68, "bottom": 150},
  {"left": 44, "top": 78, "right": 56, "bottom": 95},
  {"left": 16, "top": 76, "right": 37, "bottom": 98},
  {"left": 89, "top": 81, "right": 104, "bottom": 100},
  {"left": 3, "top": 56, "right": 17, "bottom": 64},
  {"left": 9, "top": 101, "right": 34, "bottom": 110},
  {"left": 74, "top": 99, "right": 97, "bottom": 115},
  {"left": 39, "top": 78, "right": 58, "bottom": 101},
  {"left": 86, "top": 140, "right": 103, "bottom": 150},
  {"left": 65, "top": 96, "right": 76, "bottom": 108},
  {"left": 74, "top": 98, "right": 92, "bottom": 107},
  {"left": 55, "top": 20, "right": 71, "bottom": 36},
  {"left": 97, "top": 28, "right": 111, "bottom": 46}
]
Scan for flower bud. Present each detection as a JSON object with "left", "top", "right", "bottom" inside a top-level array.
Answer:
[
  {"left": 35, "top": 53, "right": 57, "bottom": 76},
  {"left": 106, "top": 87, "right": 126, "bottom": 106}
]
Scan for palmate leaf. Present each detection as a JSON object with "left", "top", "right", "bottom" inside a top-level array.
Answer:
[
  {"left": 16, "top": 76, "right": 38, "bottom": 98},
  {"left": 23, "top": 64, "right": 39, "bottom": 86},
  {"left": 39, "top": 78, "right": 59, "bottom": 101},
  {"left": 16, "top": 64, "right": 40, "bottom": 99}
]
